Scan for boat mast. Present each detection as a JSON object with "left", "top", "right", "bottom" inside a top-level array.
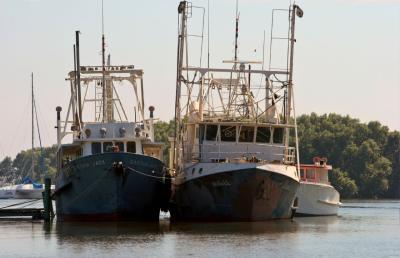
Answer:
[
  {"left": 31, "top": 72, "right": 35, "bottom": 180},
  {"left": 174, "top": 1, "right": 188, "bottom": 170},
  {"left": 285, "top": 4, "right": 302, "bottom": 145},
  {"left": 286, "top": 4, "right": 303, "bottom": 169},
  {"left": 227, "top": 1, "right": 240, "bottom": 117},
  {"left": 101, "top": 0, "right": 107, "bottom": 123},
  {"left": 234, "top": 0, "right": 239, "bottom": 63},
  {"left": 75, "top": 31, "right": 82, "bottom": 127}
]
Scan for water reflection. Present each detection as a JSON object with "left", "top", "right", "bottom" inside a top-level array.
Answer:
[
  {"left": 169, "top": 220, "right": 299, "bottom": 235},
  {"left": 293, "top": 215, "right": 339, "bottom": 233},
  {"left": 53, "top": 216, "right": 340, "bottom": 240},
  {"left": 55, "top": 220, "right": 168, "bottom": 236},
  {"left": 55, "top": 222, "right": 170, "bottom": 256},
  {"left": 294, "top": 215, "right": 339, "bottom": 226},
  {"left": 0, "top": 201, "right": 399, "bottom": 258}
]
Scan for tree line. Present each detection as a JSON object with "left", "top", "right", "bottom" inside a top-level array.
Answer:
[{"left": 0, "top": 113, "right": 398, "bottom": 199}]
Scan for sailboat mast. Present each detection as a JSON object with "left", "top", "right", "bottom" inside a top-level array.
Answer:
[{"left": 31, "top": 72, "right": 35, "bottom": 180}]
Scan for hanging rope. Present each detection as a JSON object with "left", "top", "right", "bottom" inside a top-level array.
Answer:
[{"left": 124, "top": 165, "right": 166, "bottom": 180}]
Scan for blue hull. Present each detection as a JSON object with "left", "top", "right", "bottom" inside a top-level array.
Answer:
[
  {"left": 55, "top": 153, "right": 169, "bottom": 221},
  {"left": 170, "top": 168, "right": 299, "bottom": 221}
]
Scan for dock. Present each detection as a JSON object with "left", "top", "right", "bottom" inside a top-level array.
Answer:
[
  {"left": 0, "top": 178, "right": 54, "bottom": 221},
  {"left": 0, "top": 208, "right": 44, "bottom": 219}
]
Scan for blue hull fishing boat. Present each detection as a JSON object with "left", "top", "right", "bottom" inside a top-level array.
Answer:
[{"left": 54, "top": 31, "right": 170, "bottom": 221}]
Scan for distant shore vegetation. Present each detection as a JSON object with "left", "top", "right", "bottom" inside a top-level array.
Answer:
[{"left": 0, "top": 113, "right": 398, "bottom": 199}]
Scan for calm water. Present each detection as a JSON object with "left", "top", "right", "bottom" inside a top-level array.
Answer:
[{"left": 0, "top": 200, "right": 399, "bottom": 258}]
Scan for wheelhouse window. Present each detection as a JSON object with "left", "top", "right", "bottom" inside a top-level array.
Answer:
[
  {"left": 92, "top": 142, "right": 101, "bottom": 155},
  {"left": 103, "top": 142, "right": 113, "bottom": 153},
  {"left": 239, "top": 126, "right": 255, "bottom": 142},
  {"left": 220, "top": 126, "right": 236, "bottom": 142},
  {"left": 306, "top": 169, "right": 315, "bottom": 181},
  {"left": 256, "top": 126, "right": 271, "bottom": 143},
  {"left": 205, "top": 124, "right": 218, "bottom": 141},
  {"left": 273, "top": 127, "right": 284, "bottom": 144},
  {"left": 115, "top": 142, "right": 124, "bottom": 152},
  {"left": 127, "top": 141, "right": 136, "bottom": 153}
]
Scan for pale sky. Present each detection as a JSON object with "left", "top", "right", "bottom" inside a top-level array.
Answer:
[{"left": 0, "top": 0, "right": 399, "bottom": 159}]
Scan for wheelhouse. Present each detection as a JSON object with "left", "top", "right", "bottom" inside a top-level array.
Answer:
[
  {"left": 58, "top": 121, "right": 163, "bottom": 169},
  {"left": 299, "top": 157, "right": 332, "bottom": 184},
  {"left": 180, "top": 121, "right": 295, "bottom": 164}
]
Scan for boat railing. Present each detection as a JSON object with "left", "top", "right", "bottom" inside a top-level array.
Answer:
[
  {"left": 299, "top": 167, "right": 331, "bottom": 185},
  {"left": 183, "top": 142, "right": 296, "bottom": 164},
  {"left": 283, "top": 147, "right": 296, "bottom": 165}
]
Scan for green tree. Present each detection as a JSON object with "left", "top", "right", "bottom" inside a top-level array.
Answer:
[
  {"left": 383, "top": 131, "right": 400, "bottom": 197},
  {"left": 154, "top": 120, "right": 175, "bottom": 162},
  {"left": 297, "top": 113, "right": 398, "bottom": 199},
  {"left": 360, "top": 157, "right": 392, "bottom": 198},
  {"left": 0, "top": 157, "right": 15, "bottom": 184},
  {"left": 330, "top": 168, "right": 358, "bottom": 198}
]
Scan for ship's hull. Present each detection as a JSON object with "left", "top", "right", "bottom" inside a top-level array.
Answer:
[
  {"left": 295, "top": 182, "right": 341, "bottom": 216},
  {"left": 55, "top": 152, "right": 169, "bottom": 221},
  {"left": 170, "top": 164, "right": 299, "bottom": 221}
]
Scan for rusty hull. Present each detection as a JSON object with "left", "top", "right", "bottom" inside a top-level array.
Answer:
[{"left": 170, "top": 168, "right": 299, "bottom": 221}]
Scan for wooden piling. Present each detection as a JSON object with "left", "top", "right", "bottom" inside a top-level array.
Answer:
[{"left": 42, "top": 177, "right": 55, "bottom": 221}]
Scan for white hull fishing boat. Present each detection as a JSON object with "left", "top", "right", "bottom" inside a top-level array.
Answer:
[
  {"left": 169, "top": 1, "right": 304, "bottom": 221},
  {"left": 296, "top": 157, "right": 341, "bottom": 216}
]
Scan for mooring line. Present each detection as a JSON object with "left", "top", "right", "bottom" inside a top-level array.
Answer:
[{"left": 124, "top": 165, "right": 166, "bottom": 180}]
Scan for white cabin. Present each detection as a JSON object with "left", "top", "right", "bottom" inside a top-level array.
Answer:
[{"left": 59, "top": 121, "right": 163, "bottom": 169}]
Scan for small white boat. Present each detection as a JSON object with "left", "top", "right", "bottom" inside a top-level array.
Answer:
[
  {"left": 0, "top": 185, "right": 16, "bottom": 199},
  {"left": 295, "top": 157, "right": 341, "bottom": 216},
  {"left": 0, "top": 179, "right": 55, "bottom": 199}
]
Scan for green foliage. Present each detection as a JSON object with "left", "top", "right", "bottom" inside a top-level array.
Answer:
[
  {"left": 383, "top": 131, "right": 400, "bottom": 197},
  {"left": 0, "top": 146, "right": 57, "bottom": 184},
  {"left": 297, "top": 113, "right": 399, "bottom": 199},
  {"left": 154, "top": 120, "right": 175, "bottom": 162},
  {"left": 330, "top": 168, "right": 358, "bottom": 198},
  {"left": 0, "top": 157, "right": 15, "bottom": 183}
]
